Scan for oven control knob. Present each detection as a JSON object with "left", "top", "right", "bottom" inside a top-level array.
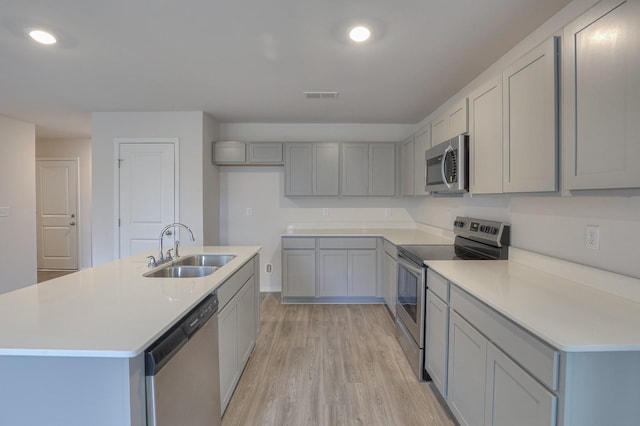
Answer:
[{"left": 491, "top": 227, "right": 498, "bottom": 234}]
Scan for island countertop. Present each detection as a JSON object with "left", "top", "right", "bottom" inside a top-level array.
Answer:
[{"left": 0, "top": 246, "right": 260, "bottom": 358}]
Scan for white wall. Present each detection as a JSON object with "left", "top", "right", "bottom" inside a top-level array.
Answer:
[
  {"left": 219, "top": 123, "right": 418, "bottom": 291},
  {"left": 36, "top": 138, "right": 92, "bottom": 269},
  {"left": 91, "top": 112, "right": 206, "bottom": 265},
  {"left": 203, "top": 114, "right": 220, "bottom": 245},
  {"left": 0, "top": 115, "right": 37, "bottom": 293}
]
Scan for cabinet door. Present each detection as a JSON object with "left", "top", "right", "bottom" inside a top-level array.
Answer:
[
  {"left": 431, "top": 114, "right": 448, "bottom": 146},
  {"left": 485, "top": 343, "right": 557, "bottom": 426},
  {"left": 318, "top": 250, "right": 348, "bottom": 297},
  {"left": 414, "top": 126, "right": 431, "bottom": 196},
  {"left": 348, "top": 250, "right": 377, "bottom": 297},
  {"left": 503, "top": 37, "right": 558, "bottom": 193},
  {"left": 285, "top": 144, "right": 313, "bottom": 196},
  {"left": 448, "top": 98, "right": 469, "bottom": 138},
  {"left": 282, "top": 250, "right": 316, "bottom": 297},
  {"left": 341, "top": 143, "right": 370, "bottom": 195},
  {"left": 425, "top": 290, "right": 449, "bottom": 399},
  {"left": 383, "top": 252, "right": 397, "bottom": 316},
  {"left": 370, "top": 143, "right": 396, "bottom": 196},
  {"left": 448, "top": 310, "right": 488, "bottom": 426},
  {"left": 401, "top": 136, "right": 415, "bottom": 196},
  {"left": 218, "top": 300, "right": 239, "bottom": 412},
  {"left": 314, "top": 143, "right": 340, "bottom": 195},
  {"left": 248, "top": 143, "right": 283, "bottom": 164},
  {"left": 214, "top": 141, "right": 246, "bottom": 164},
  {"left": 563, "top": 0, "right": 640, "bottom": 190},
  {"left": 237, "top": 277, "right": 256, "bottom": 368},
  {"left": 469, "top": 77, "right": 503, "bottom": 194}
]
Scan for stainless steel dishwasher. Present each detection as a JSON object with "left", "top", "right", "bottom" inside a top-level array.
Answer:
[{"left": 145, "top": 293, "right": 221, "bottom": 426}]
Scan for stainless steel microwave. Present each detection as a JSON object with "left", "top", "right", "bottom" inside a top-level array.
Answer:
[{"left": 424, "top": 134, "right": 469, "bottom": 193}]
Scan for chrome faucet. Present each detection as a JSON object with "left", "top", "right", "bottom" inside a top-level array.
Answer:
[{"left": 154, "top": 222, "right": 195, "bottom": 266}]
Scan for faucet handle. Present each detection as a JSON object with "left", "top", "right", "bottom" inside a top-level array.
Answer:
[
  {"left": 165, "top": 248, "right": 173, "bottom": 260},
  {"left": 147, "top": 256, "right": 157, "bottom": 268},
  {"left": 174, "top": 240, "right": 180, "bottom": 258}
]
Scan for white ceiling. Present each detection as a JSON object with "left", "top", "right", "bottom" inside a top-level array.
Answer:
[{"left": 0, "top": 0, "right": 572, "bottom": 139}]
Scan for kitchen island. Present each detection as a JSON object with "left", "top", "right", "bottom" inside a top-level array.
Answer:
[{"left": 0, "top": 246, "right": 260, "bottom": 426}]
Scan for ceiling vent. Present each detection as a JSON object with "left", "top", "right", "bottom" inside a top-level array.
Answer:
[{"left": 304, "top": 91, "right": 339, "bottom": 99}]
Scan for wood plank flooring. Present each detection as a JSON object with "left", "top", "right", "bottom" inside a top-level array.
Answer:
[{"left": 222, "top": 293, "right": 455, "bottom": 426}]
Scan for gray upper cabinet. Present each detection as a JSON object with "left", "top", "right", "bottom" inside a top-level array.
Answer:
[
  {"left": 431, "top": 98, "right": 469, "bottom": 147},
  {"left": 503, "top": 36, "right": 559, "bottom": 193},
  {"left": 469, "top": 76, "right": 503, "bottom": 194},
  {"left": 563, "top": 0, "right": 640, "bottom": 190},
  {"left": 342, "top": 143, "right": 396, "bottom": 196},
  {"left": 214, "top": 141, "right": 283, "bottom": 165},
  {"left": 247, "top": 143, "right": 283, "bottom": 164},
  {"left": 414, "top": 125, "right": 431, "bottom": 196},
  {"left": 400, "top": 135, "right": 415, "bottom": 196},
  {"left": 285, "top": 143, "right": 339, "bottom": 196}
]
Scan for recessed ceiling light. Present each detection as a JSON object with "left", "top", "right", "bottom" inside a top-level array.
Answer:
[
  {"left": 29, "top": 30, "right": 57, "bottom": 45},
  {"left": 349, "top": 26, "right": 371, "bottom": 43}
]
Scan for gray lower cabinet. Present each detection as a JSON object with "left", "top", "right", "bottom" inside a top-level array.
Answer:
[
  {"left": 448, "top": 310, "right": 488, "bottom": 426},
  {"left": 318, "top": 249, "right": 377, "bottom": 298},
  {"left": 217, "top": 258, "right": 258, "bottom": 414},
  {"left": 285, "top": 143, "right": 339, "bottom": 196},
  {"left": 485, "top": 342, "right": 557, "bottom": 426},
  {"left": 341, "top": 143, "right": 396, "bottom": 196},
  {"left": 425, "top": 289, "right": 449, "bottom": 398},
  {"left": 282, "top": 237, "right": 381, "bottom": 302}
]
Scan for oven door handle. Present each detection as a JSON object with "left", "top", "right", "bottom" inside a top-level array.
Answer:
[{"left": 398, "top": 255, "right": 424, "bottom": 276}]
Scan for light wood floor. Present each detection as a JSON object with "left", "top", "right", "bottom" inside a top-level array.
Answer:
[{"left": 222, "top": 293, "right": 456, "bottom": 426}]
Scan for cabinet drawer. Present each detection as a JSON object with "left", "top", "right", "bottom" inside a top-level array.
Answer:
[
  {"left": 317, "top": 237, "right": 377, "bottom": 250},
  {"left": 427, "top": 269, "right": 449, "bottom": 303},
  {"left": 217, "top": 257, "right": 255, "bottom": 310},
  {"left": 450, "top": 285, "right": 559, "bottom": 391},
  {"left": 282, "top": 237, "right": 316, "bottom": 249},
  {"left": 383, "top": 240, "right": 397, "bottom": 257}
]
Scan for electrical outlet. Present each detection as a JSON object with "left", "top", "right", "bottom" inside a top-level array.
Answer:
[
  {"left": 265, "top": 263, "right": 273, "bottom": 274},
  {"left": 246, "top": 207, "right": 253, "bottom": 216},
  {"left": 384, "top": 208, "right": 391, "bottom": 217},
  {"left": 585, "top": 225, "right": 600, "bottom": 250},
  {"left": 322, "top": 208, "right": 329, "bottom": 216}
]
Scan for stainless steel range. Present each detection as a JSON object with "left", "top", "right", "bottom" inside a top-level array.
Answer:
[{"left": 395, "top": 217, "right": 510, "bottom": 380}]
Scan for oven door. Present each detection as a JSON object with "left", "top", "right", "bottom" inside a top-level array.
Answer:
[{"left": 396, "top": 255, "right": 425, "bottom": 347}]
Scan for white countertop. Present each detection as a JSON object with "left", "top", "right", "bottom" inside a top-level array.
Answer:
[
  {"left": 425, "top": 258, "right": 640, "bottom": 352},
  {"left": 0, "top": 246, "right": 260, "bottom": 358},
  {"left": 282, "top": 228, "right": 453, "bottom": 246}
]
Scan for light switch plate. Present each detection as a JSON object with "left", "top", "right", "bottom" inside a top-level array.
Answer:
[{"left": 0, "top": 207, "right": 9, "bottom": 217}]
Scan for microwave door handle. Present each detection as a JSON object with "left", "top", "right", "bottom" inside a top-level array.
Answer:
[{"left": 441, "top": 146, "right": 453, "bottom": 189}]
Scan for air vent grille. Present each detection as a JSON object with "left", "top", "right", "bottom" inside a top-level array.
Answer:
[{"left": 304, "top": 91, "right": 339, "bottom": 99}]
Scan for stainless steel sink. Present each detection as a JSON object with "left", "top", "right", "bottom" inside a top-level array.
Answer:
[
  {"left": 143, "top": 254, "right": 235, "bottom": 278},
  {"left": 172, "top": 254, "right": 236, "bottom": 268},
  {"left": 144, "top": 265, "right": 217, "bottom": 278}
]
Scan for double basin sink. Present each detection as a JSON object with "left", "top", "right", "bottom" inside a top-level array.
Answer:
[{"left": 144, "top": 254, "right": 236, "bottom": 278}]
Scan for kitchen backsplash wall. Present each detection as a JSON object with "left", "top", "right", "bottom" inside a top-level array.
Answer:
[{"left": 408, "top": 195, "right": 640, "bottom": 279}]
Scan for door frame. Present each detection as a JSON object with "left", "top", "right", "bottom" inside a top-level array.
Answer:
[
  {"left": 113, "top": 138, "right": 180, "bottom": 260},
  {"left": 35, "top": 157, "right": 81, "bottom": 270}
]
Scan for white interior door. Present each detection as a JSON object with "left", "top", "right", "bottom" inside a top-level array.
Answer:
[
  {"left": 36, "top": 159, "right": 79, "bottom": 270},
  {"left": 118, "top": 142, "right": 176, "bottom": 258}
]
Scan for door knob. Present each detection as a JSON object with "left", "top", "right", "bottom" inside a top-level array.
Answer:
[
  {"left": 70, "top": 214, "right": 75, "bottom": 218},
  {"left": 70, "top": 222, "right": 76, "bottom": 226}
]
